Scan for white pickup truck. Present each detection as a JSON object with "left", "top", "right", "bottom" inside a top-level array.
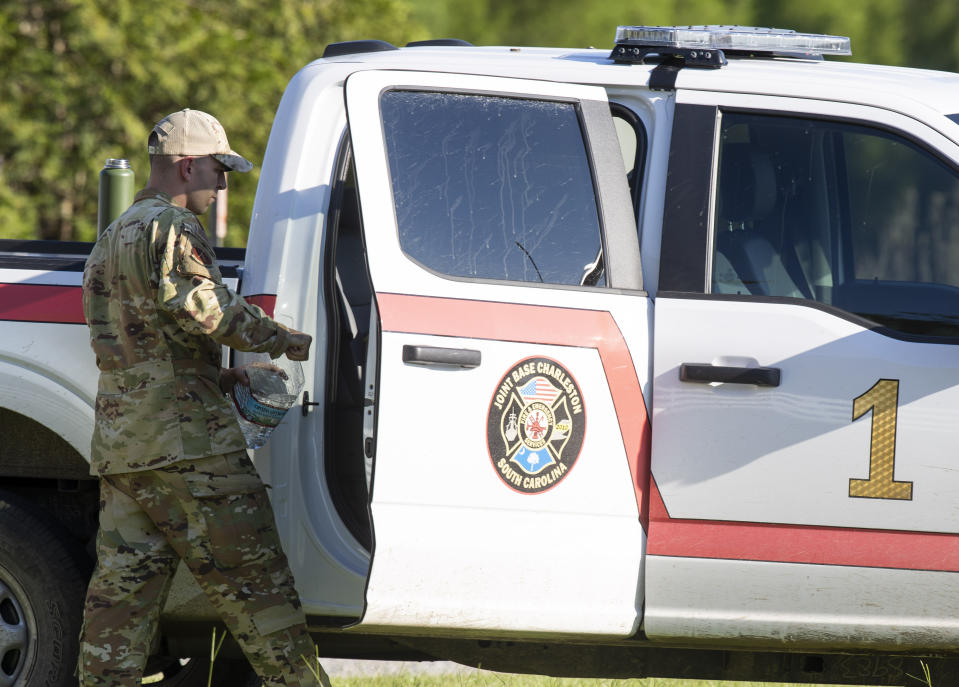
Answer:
[{"left": 4, "top": 24, "right": 959, "bottom": 687}]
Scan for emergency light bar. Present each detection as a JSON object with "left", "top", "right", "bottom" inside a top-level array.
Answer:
[{"left": 611, "top": 25, "right": 852, "bottom": 67}]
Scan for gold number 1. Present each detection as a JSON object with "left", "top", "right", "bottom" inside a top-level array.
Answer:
[{"left": 849, "top": 379, "right": 912, "bottom": 500}]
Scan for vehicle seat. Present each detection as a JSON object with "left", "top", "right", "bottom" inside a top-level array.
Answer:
[
  {"left": 714, "top": 143, "right": 807, "bottom": 299},
  {"left": 333, "top": 186, "right": 372, "bottom": 393}
]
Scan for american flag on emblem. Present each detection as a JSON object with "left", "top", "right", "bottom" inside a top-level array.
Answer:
[{"left": 518, "top": 376, "right": 561, "bottom": 404}]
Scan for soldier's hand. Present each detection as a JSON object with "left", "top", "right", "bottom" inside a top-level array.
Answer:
[
  {"left": 248, "top": 361, "right": 287, "bottom": 379},
  {"left": 219, "top": 366, "right": 250, "bottom": 394},
  {"left": 285, "top": 330, "right": 312, "bottom": 361}
]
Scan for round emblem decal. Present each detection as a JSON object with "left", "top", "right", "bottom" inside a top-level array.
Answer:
[{"left": 487, "top": 356, "right": 586, "bottom": 494}]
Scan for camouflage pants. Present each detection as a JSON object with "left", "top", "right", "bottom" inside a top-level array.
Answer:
[{"left": 78, "top": 451, "right": 330, "bottom": 686}]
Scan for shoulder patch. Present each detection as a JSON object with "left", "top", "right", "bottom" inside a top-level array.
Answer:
[
  {"left": 190, "top": 243, "right": 215, "bottom": 267},
  {"left": 175, "top": 223, "right": 220, "bottom": 281}
]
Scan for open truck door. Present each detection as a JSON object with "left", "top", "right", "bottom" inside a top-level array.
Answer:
[{"left": 344, "top": 69, "right": 650, "bottom": 637}]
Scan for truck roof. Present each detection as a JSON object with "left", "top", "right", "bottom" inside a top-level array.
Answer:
[{"left": 315, "top": 43, "right": 959, "bottom": 124}]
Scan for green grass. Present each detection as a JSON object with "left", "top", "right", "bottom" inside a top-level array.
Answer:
[
  {"left": 326, "top": 676, "right": 857, "bottom": 686},
  {"left": 313, "top": 657, "right": 938, "bottom": 686}
]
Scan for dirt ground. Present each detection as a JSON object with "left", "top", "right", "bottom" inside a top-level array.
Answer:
[{"left": 321, "top": 659, "right": 481, "bottom": 677}]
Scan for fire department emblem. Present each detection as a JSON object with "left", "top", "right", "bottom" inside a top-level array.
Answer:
[{"left": 487, "top": 357, "right": 586, "bottom": 494}]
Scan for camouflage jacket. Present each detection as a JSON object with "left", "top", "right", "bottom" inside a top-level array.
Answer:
[{"left": 82, "top": 189, "right": 293, "bottom": 475}]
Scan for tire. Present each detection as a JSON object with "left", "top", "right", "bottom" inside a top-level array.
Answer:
[{"left": 0, "top": 491, "right": 86, "bottom": 687}]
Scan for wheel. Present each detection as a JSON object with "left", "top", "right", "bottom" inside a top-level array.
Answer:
[
  {"left": 0, "top": 491, "right": 86, "bottom": 687},
  {"left": 142, "top": 656, "right": 258, "bottom": 686}
]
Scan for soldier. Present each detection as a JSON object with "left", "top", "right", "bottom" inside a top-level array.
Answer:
[{"left": 79, "top": 109, "right": 331, "bottom": 686}]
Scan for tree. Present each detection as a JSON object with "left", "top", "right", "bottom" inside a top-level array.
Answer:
[
  {"left": 408, "top": 0, "right": 959, "bottom": 72},
  {"left": 409, "top": 0, "right": 755, "bottom": 50},
  {"left": 0, "top": 0, "right": 420, "bottom": 243},
  {"left": 6, "top": 0, "right": 959, "bottom": 244}
]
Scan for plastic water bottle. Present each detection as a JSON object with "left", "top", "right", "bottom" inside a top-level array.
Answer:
[{"left": 230, "top": 354, "right": 304, "bottom": 449}]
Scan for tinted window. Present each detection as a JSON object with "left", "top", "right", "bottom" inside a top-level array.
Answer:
[
  {"left": 381, "top": 91, "right": 605, "bottom": 286},
  {"left": 713, "top": 111, "right": 959, "bottom": 338}
]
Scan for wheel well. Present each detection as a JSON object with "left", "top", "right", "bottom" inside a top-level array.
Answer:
[
  {"left": 1, "top": 477, "right": 99, "bottom": 570},
  {"left": 0, "top": 408, "right": 98, "bottom": 564},
  {"left": 0, "top": 406, "right": 90, "bottom": 479}
]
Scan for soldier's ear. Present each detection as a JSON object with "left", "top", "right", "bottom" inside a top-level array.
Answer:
[{"left": 176, "top": 156, "right": 194, "bottom": 182}]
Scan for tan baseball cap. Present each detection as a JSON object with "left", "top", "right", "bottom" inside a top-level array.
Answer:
[{"left": 148, "top": 108, "right": 253, "bottom": 173}]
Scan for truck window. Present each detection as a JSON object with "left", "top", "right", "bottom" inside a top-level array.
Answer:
[
  {"left": 712, "top": 111, "right": 959, "bottom": 338},
  {"left": 380, "top": 90, "right": 606, "bottom": 287}
]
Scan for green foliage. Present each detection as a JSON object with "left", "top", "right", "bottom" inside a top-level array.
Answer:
[
  {"left": 409, "top": 0, "right": 755, "bottom": 50},
  {"left": 749, "top": 0, "right": 905, "bottom": 66},
  {"left": 322, "top": 676, "right": 855, "bottom": 687},
  {"left": 5, "top": 1, "right": 959, "bottom": 243},
  {"left": 906, "top": 659, "right": 935, "bottom": 686},
  {"left": 207, "top": 626, "right": 226, "bottom": 687},
  {"left": 408, "top": 0, "right": 959, "bottom": 71},
  {"left": 0, "top": 0, "right": 420, "bottom": 243}
]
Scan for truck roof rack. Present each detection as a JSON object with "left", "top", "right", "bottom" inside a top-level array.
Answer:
[
  {"left": 406, "top": 39, "right": 474, "bottom": 47},
  {"left": 322, "top": 40, "right": 398, "bottom": 58},
  {"left": 610, "top": 25, "right": 851, "bottom": 67}
]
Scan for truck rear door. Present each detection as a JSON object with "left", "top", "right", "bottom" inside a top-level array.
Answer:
[{"left": 344, "top": 69, "right": 650, "bottom": 637}]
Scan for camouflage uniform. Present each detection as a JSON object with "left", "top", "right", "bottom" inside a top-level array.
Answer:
[{"left": 79, "top": 189, "right": 329, "bottom": 686}]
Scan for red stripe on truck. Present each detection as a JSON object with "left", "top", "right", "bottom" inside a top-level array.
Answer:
[
  {"left": 376, "top": 292, "right": 652, "bottom": 529},
  {"left": 647, "top": 476, "right": 959, "bottom": 572},
  {"left": 246, "top": 294, "right": 277, "bottom": 318},
  {"left": 0, "top": 284, "right": 279, "bottom": 325},
  {"left": 0, "top": 283, "right": 85, "bottom": 324}
]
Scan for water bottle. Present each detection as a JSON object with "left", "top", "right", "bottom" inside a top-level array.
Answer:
[
  {"left": 98, "top": 158, "right": 134, "bottom": 235},
  {"left": 230, "top": 354, "right": 304, "bottom": 449}
]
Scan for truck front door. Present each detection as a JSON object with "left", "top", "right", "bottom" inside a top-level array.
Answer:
[
  {"left": 648, "top": 91, "right": 959, "bottom": 649},
  {"left": 345, "top": 70, "right": 650, "bottom": 637}
]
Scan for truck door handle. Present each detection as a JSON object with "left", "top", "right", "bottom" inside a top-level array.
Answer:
[
  {"left": 402, "top": 344, "right": 481, "bottom": 368},
  {"left": 679, "top": 363, "right": 781, "bottom": 387}
]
